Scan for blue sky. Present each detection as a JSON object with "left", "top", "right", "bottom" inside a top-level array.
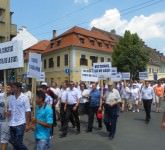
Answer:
[{"left": 11, "top": 0, "right": 165, "bottom": 53}]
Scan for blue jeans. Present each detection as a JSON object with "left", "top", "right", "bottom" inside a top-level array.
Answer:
[
  {"left": 10, "top": 124, "right": 28, "bottom": 150},
  {"left": 36, "top": 139, "right": 50, "bottom": 150}
]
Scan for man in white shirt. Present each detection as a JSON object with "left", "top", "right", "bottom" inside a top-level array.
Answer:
[
  {"left": 60, "top": 81, "right": 81, "bottom": 138},
  {"left": 103, "top": 80, "right": 121, "bottom": 140},
  {"left": 141, "top": 81, "right": 155, "bottom": 123},
  {"left": 8, "top": 82, "right": 31, "bottom": 150}
]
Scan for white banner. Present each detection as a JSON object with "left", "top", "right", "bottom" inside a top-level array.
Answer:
[
  {"left": 37, "top": 72, "right": 45, "bottom": 82},
  {"left": 28, "top": 53, "right": 41, "bottom": 79},
  {"left": 81, "top": 69, "right": 98, "bottom": 82},
  {"left": 111, "top": 73, "right": 122, "bottom": 82},
  {"left": 111, "top": 67, "right": 117, "bottom": 76},
  {"left": 93, "top": 62, "right": 112, "bottom": 78},
  {"left": 122, "top": 72, "right": 130, "bottom": 80},
  {"left": 0, "top": 41, "right": 23, "bottom": 70},
  {"left": 139, "top": 72, "right": 148, "bottom": 80}
]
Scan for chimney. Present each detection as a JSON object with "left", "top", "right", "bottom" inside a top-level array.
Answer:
[{"left": 53, "top": 30, "right": 56, "bottom": 38}]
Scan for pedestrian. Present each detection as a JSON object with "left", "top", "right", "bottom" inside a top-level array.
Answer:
[
  {"left": 130, "top": 83, "right": 140, "bottom": 112},
  {"left": 0, "top": 83, "right": 12, "bottom": 150},
  {"left": 141, "top": 81, "right": 155, "bottom": 123},
  {"left": 120, "top": 82, "right": 131, "bottom": 112},
  {"left": 154, "top": 81, "right": 164, "bottom": 113},
  {"left": 60, "top": 81, "right": 81, "bottom": 138},
  {"left": 8, "top": 82, "right": 31, "bottom": 150},
  {"left": 79, "top": 82, "right": 90, "bottom": 115},
  {"left": 103, "top": 80, "right": 121, "bottom": 140},
  {"left": 86, "top": 82, "right": 102, "bottom": 132},
  {"left": 161, "top": 111, "right": 165, "bottom": 129},
  {"left": 59, "top": 82, "right": 75, "bottom": 130},
  {"left": 31, "top": 90, "right": 53, "bottom": 150}
]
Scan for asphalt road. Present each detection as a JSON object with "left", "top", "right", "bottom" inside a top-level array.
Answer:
[{"left": 7, "top": 109, "right": 165, "bottom": 150}]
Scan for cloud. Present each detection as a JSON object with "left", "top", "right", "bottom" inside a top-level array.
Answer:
[
  {"left": 74, "top": 0, "right": 89, "bottom": 4},
  {"left": 90, "top": 8, "right": 165, "bottom": 40}
]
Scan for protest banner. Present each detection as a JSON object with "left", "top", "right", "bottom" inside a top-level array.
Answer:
[
  {"left": 122, "top": 72, "right": 130, "bottom": 80},
  {"left": 0, "top": 40, "right": 23, "bottom": 70},
  {"left": 139, "top": 72, "right": 148, "bottom": 80},
  {"left": 28, "top": 53, "right": 41, "bottom": 79},
  {"left": 93, "top": 62, "right": 112, "bottom": 78},
  {"left": 111, "top": 73, "right": 122, "bottom": 82},
  {"left": 81, "top": 69, "right": 98, "bottom": 82}
]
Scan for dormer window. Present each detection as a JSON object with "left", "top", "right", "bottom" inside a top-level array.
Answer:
[
  {"left": 80, "top": 38, "right": 85, "bottom": 44},
  {"left": 57, "top": 40, "right": 61, "bottom": 46},
  {"left": 98, "top": 42, "right": 102, "bottom": 47},
  {"left": 90, "top": 40, "right": 95, "bottom": 46},
  {"left": 50, "top": 43, "right": 54, "bottom": 48}
]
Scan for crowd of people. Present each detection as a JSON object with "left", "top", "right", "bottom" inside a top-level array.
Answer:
[{"left": 0, "top": 79, "right": 165, "bottom": 150}]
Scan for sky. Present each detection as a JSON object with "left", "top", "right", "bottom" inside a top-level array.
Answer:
[{"left": 11, "top": 0, "right": 165, "bottom": 54}]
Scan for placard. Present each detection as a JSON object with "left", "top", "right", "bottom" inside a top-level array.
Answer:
[
  {"left": 122, "top": 72, "right": 130, "bottom": 80},
  {"left": 0, "top": 41, "right": 23, "bottom": 70},
  {"left": 139, "top": 72, "right": 148, "bottom": 80},
  {"left": 81, "top": 69, "right": 98, "bottom": 82},
  {"left": 28, "top": 53, "right": 41, "bottom": 79},
  {"left": 93, "top": 62, "right": 112, "bottom": 78}
]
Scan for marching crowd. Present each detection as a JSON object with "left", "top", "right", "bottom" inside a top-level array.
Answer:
[{"left": 0, "top": 79, "right": 165, "bottom": 150}]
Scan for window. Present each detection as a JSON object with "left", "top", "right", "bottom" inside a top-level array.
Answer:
[
  {"left": 98, "top": 42, "right": 102, "bottom": 47},
  {"left": 51, "top": 78, "right": 54, "bottom": 83},
  {"left": 50, "top": 43, "right": 54, "bottom": 48},
  {"left": 90, "top": 40, "right": 95, "bottom": 46},
  {"left": 0, "top": 9, "right": 4, "bottom": 22},
  {"left": 57, "top": 56, "right": 60, "bottom": 67},
  {"left": 57, "top": 40, "right": 61, "bottom": 46},
  {"left": 81, "top": 55, "right": 86, "bottom": 59},
  {"left": 100, "top": 57, "right": 104, "bottom": 62},
  {"left": 80, "top": 38, "right": 85, "bottom": 44},
  {"left": 80, "top": 55, "right": 88, "bottom": 66},
  {"left": 90, "top": 56, "right": 98, "bottom": 65},
  {"left": 107, "top": 58, "right": 111, "bottom": 62},
  {"left": 64, "top": 54, "right": 68, "bottom": 66},
  {"left": 105, "top": 43, "right": 109, "bottom": 48},
  {"left": 44, "top": 59, "right": 47, "bottom": 69},
  {"left": 49, "top": 58, "right": 54, "bottom": 68}
]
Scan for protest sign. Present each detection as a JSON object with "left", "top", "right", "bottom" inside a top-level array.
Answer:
[
  {"left": 139, "top": 72, "right": 148, "bottom": 80},
  {"left": 122, "top": 72, "right": 130, "bottom": 80},
  {"left": 28, "top": 53, "right": 41, "bottom": 79},
  {"left": 81, "top": 69, "right": 98, "bottom": 82},
  {"left": 0, "top": 40, "right": 23, "bottom": 70},
  {"left": 93, "top": 62, "right": 112, "bottom": 78}
]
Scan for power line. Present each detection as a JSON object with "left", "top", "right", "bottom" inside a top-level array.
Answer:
[
  {"left": 34, "top": 0, "right": 165, "bottom": 37},
  {"left": 29, "top": 0, "right": 103, "bottom": 31}
]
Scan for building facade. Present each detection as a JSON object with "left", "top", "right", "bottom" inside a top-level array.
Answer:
[
  {"left": 0, "top": 0, "right": 17, "bottom": 82},
  {"left": 42, "top": 26, "right": 115, "bottom": 85}
]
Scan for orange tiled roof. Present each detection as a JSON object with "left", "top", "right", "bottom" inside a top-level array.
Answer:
[
  {"left": 44, "top": 26, "right": 116, "bottom": 54},
  {"left": 24, "top": 40, "right": 50, "bottom": 60}
]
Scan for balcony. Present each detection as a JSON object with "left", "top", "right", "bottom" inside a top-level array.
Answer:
[{"left": 10, "top": 24, "right": 17, "bottom": 37}]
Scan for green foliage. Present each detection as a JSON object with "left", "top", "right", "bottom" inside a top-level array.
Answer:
[{"left": 112, "top": 30, "right": 149, "bottom": 80}]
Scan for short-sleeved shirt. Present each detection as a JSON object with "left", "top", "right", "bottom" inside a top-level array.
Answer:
[
  {"left": 35, "top": 104, "right": 53, "bottom": 140},
  {"left": 60, "top": 89, "right": 68, "bottom": 103},
  {"left": 8, "top": 93, "right": 31, "bottom": 126},
  {"left": 105, "top": 89, "right": 121, "bottom": 105},
  {"left": 0, "top": 93, "right": 6, "bottom": 123},
  {"left": 89, "top": 89, "right": 101, "bottom": 107},
  {"left": 45, "top": 94, "right": 53, "bottom": 105},
  {"left": 67, "top": 88, "right": 81, "bottom": 105}
]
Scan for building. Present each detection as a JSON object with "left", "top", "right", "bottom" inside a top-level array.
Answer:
[
  {"left": 16, "top": 40, "right": 50, "bottom": 83},
  {"left": 92, "top": 27, "right": 165, "bottom": 81},
  {"left": 42, "top": 26, "right": 116, "bottom": 85},
  {"left": 0, "top": 0, "right": 17, "bottom": 82}
]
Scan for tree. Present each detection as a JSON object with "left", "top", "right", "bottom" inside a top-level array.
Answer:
[{"left": 112, "top": 30, "right": 149, "bottom": 80}]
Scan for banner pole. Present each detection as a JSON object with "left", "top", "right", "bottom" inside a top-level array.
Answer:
[
  {"left": 4, "top": 70, "right": 7, "bottom": 112},
  {"left": 32, "top": 78, "right": 36, "bottom": 116}
]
